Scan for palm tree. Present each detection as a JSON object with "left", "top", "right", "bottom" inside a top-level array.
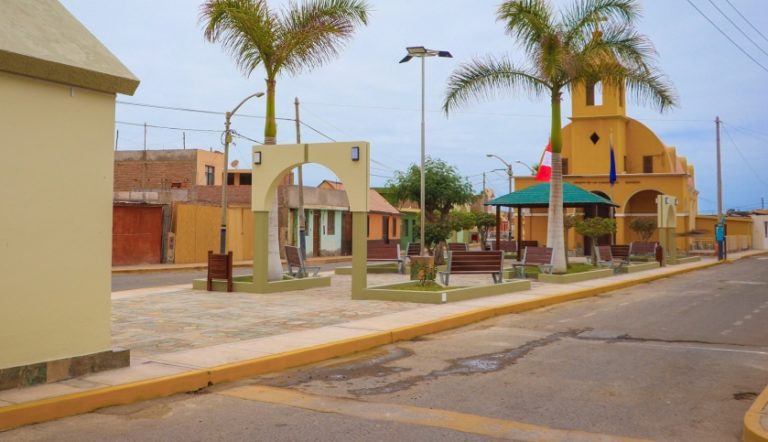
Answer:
[
  {"left": 201, "top": 0, "right": 370, "bottom": 280},
  {"left": 442, "top": 0, "right": 675, "bottom": 273}
]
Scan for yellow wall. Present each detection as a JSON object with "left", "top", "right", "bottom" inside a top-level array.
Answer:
[
  {"left": 173, "top": 203, "right": 253, "bottom": 263},
  {"left": 0, "top": 72, "right": 115, "bottom": 368},
  {"left": 195, "top": 150, "right": 224, "bottom": 185}
]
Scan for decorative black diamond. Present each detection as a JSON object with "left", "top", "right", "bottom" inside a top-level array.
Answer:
[{"left": 590, "top": 132, "right": 600, "bottom": 145}]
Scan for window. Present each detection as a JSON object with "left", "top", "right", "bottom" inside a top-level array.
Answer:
[
  {"left": 586, "top": 81, "right": 602, "bottom": 106},
  {"left": 227, "top": 173, "right": 235, "bottom": 185},
  {"left": 239, "top": 174, "right": 251, "bottom": 185},
  {"left": 392, "top": 217, "right": 398, "bottom": 237},
  {"left": 643, "top": 156, "right": 653, "bottom": 173},
  {"left": 367, "top": 215, "right": 370, "bottom": 237},
  {"left": 205, "top": 165, "right": 215, "bottom": 185},
  {"left": 327, "top": 210, "right": 335, "bottom": 235},
  {"left": 561, "top": 158, "right": 569, "bottom": 175},
  {"left": 764, "top": 221, "right": 767, "bottom": 238}
]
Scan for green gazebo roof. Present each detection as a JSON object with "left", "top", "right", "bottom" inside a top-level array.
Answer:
[{"left": 486, "top": 182, "right": 619, "bottom": 208}]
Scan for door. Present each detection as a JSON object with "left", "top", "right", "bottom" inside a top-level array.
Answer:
[
  {"left": 112, "top": 204, "right": 163, "bottom": 265},
  {"left": 313, "top": 211, "right": 321, "bottom": 257},
  {"left": 341, "top": 212, "right": 352, "bottom": 255},
  {"left": 382, "top": 216, "right": 390, "bottom": 244}
]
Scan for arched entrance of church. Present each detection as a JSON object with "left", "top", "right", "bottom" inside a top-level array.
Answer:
[
  {"left": 583, "top": 190, "right": 614, "bottom": 256},
  {"left": 624, "top": 189, "right": 662, "bottom": 242}
]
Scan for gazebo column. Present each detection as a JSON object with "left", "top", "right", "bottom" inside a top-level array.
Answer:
[
  {"left": 517, "top": 206, "right": 523, "bottom": 261},
  {"left": 495, "top": 206, "right": 501, "bottom": 251}
]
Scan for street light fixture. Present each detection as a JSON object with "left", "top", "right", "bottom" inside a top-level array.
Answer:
[
  {"left": 400, "top": 46, "right": 452, "bottom": 255},
  {"left": 486, "top": 153, "right": 514, "bottom": 240},
  {"left": 515, "top": 160, "right": 536, "bottom": 175},
  {"left": 220, "top": 92, "right": 264, "bottom": 254}
]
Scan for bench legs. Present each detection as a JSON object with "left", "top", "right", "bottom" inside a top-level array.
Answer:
[{"left": 439, "top": 272, "right": 449, "bottom": 286}]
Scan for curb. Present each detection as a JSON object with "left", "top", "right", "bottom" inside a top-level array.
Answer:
[
  {"left": 112, "top": 257, "right": 352, "bottom": 275},
  {"left": 744, "top": 385, "right": 768, "bottom": 442},
  {"left": 0, "top": 258, "right": 735, "bottom": 431}
]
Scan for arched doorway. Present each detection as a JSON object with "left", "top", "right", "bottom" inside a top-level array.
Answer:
[
  {"left": 583, "top": 190, "right": 614, "bottom": 255},
  {"left": 624, "top": 189, "right": 662, "bottom": 243}
]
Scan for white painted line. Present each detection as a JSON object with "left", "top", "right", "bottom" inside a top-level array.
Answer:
[
  {"left": 734, "top": 321, "right": 744, "bottom": 326},
  {"left": 582, "top": 312, "right": 596, "bottom": 318},
  {"left": 724, "top": 280, "right": 768, "bottom": 285},
  {"left": 744, "top": 315, "right": 752, "bottom": 320},
  {"left": 557, "top": 319, "right": 573, "bottom": 323},
  {"left": 627, "top": 342, "right": 768, "bottom": 356},
  {"left": 720, "top": 330, "right": 732, "bottom": 336}
]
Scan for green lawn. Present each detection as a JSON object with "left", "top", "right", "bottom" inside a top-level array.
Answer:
[
  {"left": 385, "top": 281, "right": 462, "bottom": 292},
  {"left": 522, "top": 262, "right": 598, "bottom": 277}
]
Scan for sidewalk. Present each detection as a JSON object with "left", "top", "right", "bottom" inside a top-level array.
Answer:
[
  {"left": 112, "top": 255, "right": 352, "bottom": 274},
  {"left": 2, "top": 251, "right": 766, "bottom": 436}
]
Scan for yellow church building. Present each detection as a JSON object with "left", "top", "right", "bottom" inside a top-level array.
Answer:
[{"left": 514, "top": 78, "right": 750, "bottom": 254}]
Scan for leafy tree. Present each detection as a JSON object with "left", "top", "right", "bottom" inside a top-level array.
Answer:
[
  {"left": 201, "top": 0, "right": 370, "bottom": 280},
  {"left": 629, "top": 217, "right": 656, "bottom": 241},
  {"left": 575, "top": 217, "right": 616, "bottom": 264},
  {"left": 442, "top": 0, "right": 675, "bottom": 273},
  {"left": 474, "top": 212, "right": 497, "bottom": 247},
  {"left": 449, "top": 211, "right": 477, "bottom": 234}
]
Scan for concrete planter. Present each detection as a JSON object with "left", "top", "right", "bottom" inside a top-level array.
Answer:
[
  {"left": 667, "top": 256, "right": 701, "bottom": 265},
  {"left": 618, "top": 262, "right": 660, "bottom": 273},
  {"left": 409, "top": 256, "right": 436, "bottom": 281},
  {"left": 334, "top": 263, "right": 400, "bottom": 275},
  {"left": 356, "top": 279, "right": 531, "bottom": 304},
  {"left": 537, "top": 268, "right": 614, "bottom": 284}
]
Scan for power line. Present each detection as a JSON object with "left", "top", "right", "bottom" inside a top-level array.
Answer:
[
  {"left": 725, "top": 0, "right": 768, "bottom": 44},
  {"left": 685, "top": 0, "right": 768, "bottom": 74},
  {"left": 116, "top": 120, "right": 222, "bottom": 133},
  {"left": 722, "top": 125, "right": 768, "bottom": 187},
  {"left": 723, "top": 123, "right": 768, "bottom": 141},
  {"left": 706, "top": 0, "right": 768, "bottom": 58}
]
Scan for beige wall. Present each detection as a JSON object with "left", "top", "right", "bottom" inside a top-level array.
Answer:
[{"left": 0, "top": 72, "right": 115, "bottom": 369}]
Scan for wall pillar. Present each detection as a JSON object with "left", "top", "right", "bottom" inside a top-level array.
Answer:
[
  {"left": 351, "top": 211, "right": 368, "bottom": 297},
  {"left": 252, "top": 211, "right": 270, "bottom": 290}
]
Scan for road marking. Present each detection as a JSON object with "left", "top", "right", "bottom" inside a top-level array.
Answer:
[
  {"left": 625, "top": 342, "right": 768, "bottom": 356},
  {"left": 754, "top": 310, "right": 761, "bottom": 314},
  {"left": 220, "top": 385, "right": 650, "bottom": 442},
  {"left": 744, "top": 315, "right": 752, "bottom": 320},
  {"left": 724, "top": 280, "right": 768, "bottom": 285},
  {"left": 558, "top": 319, "right": 573, "bottom": 323},
  {"left": 721, "top": 330, "right": 732, "bottom": 336},
  {"left": 582, "top": 312, "right": 596, "bottom": 318},
  {"left": 734, "top": 321, "right": 744, "bottom": 326}
]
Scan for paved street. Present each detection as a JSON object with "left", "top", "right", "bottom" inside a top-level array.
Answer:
[{"left": 5, "top": 256, "right": 767, "bottom": 441}]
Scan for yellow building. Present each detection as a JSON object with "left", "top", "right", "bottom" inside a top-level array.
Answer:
[
  {"left": 515, "top": 78, "right": 701, "bottom": 254},
  {"left": 0, "top": 1, "right": 138, "bottom": 385}
]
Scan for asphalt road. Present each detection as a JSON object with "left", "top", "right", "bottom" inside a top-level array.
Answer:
[{"left": 8, "top": 256, "right": 768, "bottom": 441}]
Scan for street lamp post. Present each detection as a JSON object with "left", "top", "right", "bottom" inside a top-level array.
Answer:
[
  {"left": 515, "top": 160, "right": 536, "bottom": 175},
  {"left": 220, "top": 92, "right": 264, "bottom": 254},
  {"left": 486, "top": 154, "right": 514, "bottom": 241},
  {"left": 400, "top": 46, "right": 452, "bottom": 255}
]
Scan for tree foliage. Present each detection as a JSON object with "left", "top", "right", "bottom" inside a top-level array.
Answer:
[
  {"left": 629, "top": 217, "right": 656, "bottom": 241},
  {"left": 575, "top": 216, "right": 616, "bottom": 264},
  {"left": 386, "top": 158, "right": 475, "bottom": 223}
]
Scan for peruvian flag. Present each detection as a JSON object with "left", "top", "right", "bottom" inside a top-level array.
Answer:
[{"left": 535, "top": 142, "right": 552, "bottom": 181}]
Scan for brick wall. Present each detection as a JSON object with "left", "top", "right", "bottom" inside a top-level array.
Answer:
[{"left": 113, "top": 149, "right": 223, "bottom": 192}]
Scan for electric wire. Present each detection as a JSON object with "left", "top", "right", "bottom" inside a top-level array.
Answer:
[
  {"left": 724, "top": 0, "right": 768, "bottom": 44},
  {"left": 722, "top": 124, "right": 768, "bottom": 187},
  {"left": 706, "top": 0, "right": 768, "bottom": 57},
  {"left": 685, "top": 0, "right": 768, "bottom": 74}
]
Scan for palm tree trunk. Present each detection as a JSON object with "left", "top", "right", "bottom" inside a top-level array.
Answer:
[
  {"left": 264, "top": 78, "right": 282, "bottom": 280},
  {"left": 547, "top": 92, "right": 567, "bottom": 273}
]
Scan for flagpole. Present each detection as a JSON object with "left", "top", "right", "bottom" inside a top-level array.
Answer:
[{"left": 609, "top": 130, "right": 616, "bottom": 245}]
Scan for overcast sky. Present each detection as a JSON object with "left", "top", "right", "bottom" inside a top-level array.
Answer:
[{"left": 61, "top": 0, "right": 768, "bottom": 214}]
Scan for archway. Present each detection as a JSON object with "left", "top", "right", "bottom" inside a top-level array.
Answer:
[
  {"left": 624, "top": 189, "right": 662, "bottom": 243},
  {"left": 250, "top": 141, "right": 370, "bottom": 295}
]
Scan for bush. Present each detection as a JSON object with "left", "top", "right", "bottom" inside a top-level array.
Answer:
[
  {"left": 629, "top": 217, "right": 656, "bottom": 241},
  {"left": 575, "top": 217, "right": 616, "bottom": 264}
]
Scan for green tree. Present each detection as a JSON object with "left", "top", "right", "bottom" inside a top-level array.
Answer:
[
  {"left": 442, "top": 0, "right": 675, "bottom": 273},
  {"left": 201, "top": 0, "right": 370, "bottom": 280},
  {"left": 629, "top": 217, "right": 656, "bottom": 241},
  {"left": 474, "top": 212, "right": 497, "bottom": 247},
  {"left": 575, "top": 217, "right": 616, "bottom": 265},
  {"left": 449, "top": 211, "right": 477, "bottom": 234}
]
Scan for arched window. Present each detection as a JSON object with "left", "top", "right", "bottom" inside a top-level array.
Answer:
[{"left": 586, "top": 81, "right": 603, "bottom": 106}]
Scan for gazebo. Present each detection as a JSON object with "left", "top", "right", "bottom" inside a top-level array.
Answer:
[{"left": 485, "top": 182, "right": 619, "bottom": 259}]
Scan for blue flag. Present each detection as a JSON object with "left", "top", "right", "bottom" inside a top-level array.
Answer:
[{"left": 609, "top": 143, "right": 617, "bottom": 185}]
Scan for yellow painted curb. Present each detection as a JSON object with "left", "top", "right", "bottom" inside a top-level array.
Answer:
[
  {"left": 0, "top": 258, "right": 728, "bottom": 432},
  {"left": 744, "top": 385, "right": 768, "bottom": 442}
]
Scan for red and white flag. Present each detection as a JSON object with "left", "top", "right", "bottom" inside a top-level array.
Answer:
[{"left": 535, "top": 142, "right": 552, "bottom": 181}]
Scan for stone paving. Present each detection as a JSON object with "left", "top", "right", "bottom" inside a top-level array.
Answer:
[{"left": 111, "top": 272, "right": 497, "bottom": 358}]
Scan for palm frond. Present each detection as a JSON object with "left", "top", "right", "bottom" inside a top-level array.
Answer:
[
  {"left": 200, "top": 0, "right": 277, "bottom": 76},
  {"left": 562, "top": 0, "right": 639, "bottom": 49},
  {"left": 442, "top": 56, "right": 551, "bottom": 115},
  {"left": 275, "top": 0, "right": 370, "bottom": 75},
  {"left": 497, "top": 0, "right": 555, "bottom": 58},
  {"left": 620, "top": 67, "right": 677, "bottom": 112}
]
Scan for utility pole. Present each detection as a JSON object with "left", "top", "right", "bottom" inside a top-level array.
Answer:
[
  {"left": 295, "top": 97, "right": 307, "bottom": 259},
  {"left": 715, "top": 116, "right": 726, "bottom": 260},
  {"left": 482, "top": 172, "right": 487, "bottom": 205},
  {"left": 143, "top": 122, "right": 147, "bottom": 150},
  {"left": 115, "top": 129, "right": 119, "bottom": 150},
  {"left": 183, "top": 131, "right": 186, "bottom": 150}
]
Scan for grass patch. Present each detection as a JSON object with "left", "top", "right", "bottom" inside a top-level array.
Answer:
[
  {"left": 384, "top": 281, "right": 463, "bottom": 292},
  {"left": 522, "top": 262, "right": 598, "bottom": 278},
  {"left": 232, "top": 275, "right": 294, "bottom": 282}
]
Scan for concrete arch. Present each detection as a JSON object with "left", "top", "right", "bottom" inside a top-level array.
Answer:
[
  {"left": 623, "top": 189, "right": 663, "bottom": 214},
  {"left": 623, "top": 189, "right": 663, "bottom": 243}
]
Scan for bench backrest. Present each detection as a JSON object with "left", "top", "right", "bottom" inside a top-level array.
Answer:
[
  {"left": 447, "top": 251, "right": 503, "bottom": 273},
  {"left": 595, "top": 245, "right": 613, "bottom": 262},
  {"left": 406, "top": 242, "right": 421, "bottom": 256},
  {"left": 284, "top": 245, "right": 303, "bottom": 267},
  {"left": 629, "top": 241, "right": 658, "bottom": 256},
  {"left": 447, "top": 242, "right": 468, "bottom": 252},
  {"left": 522, "top": 246, "right": 553, "bottom": 266},
  {"left": 611, "top": 245, "right": 630, "bottom": 259},
  {"left": 368, "top": 243, "right": 400, "bottom": 260}
]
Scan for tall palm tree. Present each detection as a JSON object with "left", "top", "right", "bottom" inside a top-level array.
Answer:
[
  {"left": 201, "top": 0, "right": 369, "bottom": 280},
  {"left": 442, "top": 0, "right": 675, "bottom": 273}
]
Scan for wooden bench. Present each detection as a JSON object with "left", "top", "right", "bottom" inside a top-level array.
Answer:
[
  {"left": 406, "top": 242, "right": 422, "bottom": 257},
  {"left": 594, "top": 245, "right": 626, "bottom": 270},
  {"left": 611, "top": 245, "right": 630, "bottom": 264},
  {"left": 368, "top": 242, "right": 405, "bottom": 273},
  {"left": 284, "top": 245, "right": 320, "bottom": 278},
  {"left": 511, "top": 246, "right": 553, "bottom": 278},
  {"left": 629, "top": 241, "right": 658, "bottom": 261},
  {"left": 487, "top": 240, "right": 517, "bottom": 253},
  {"left": 207, "top": 251, "right": 233, "bottom": 292},
  {"left": 447, "top": 242, "right": 468, "bottom": 252},
  {"left": 438, "top": 251, "right": 504, "bottom": 286}
]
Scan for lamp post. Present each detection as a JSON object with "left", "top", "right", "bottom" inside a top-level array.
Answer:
[
  {"left": 486, "top": 154, "right": 514, "bottom": 240},
  {"left": 220, "top": 92, "right": 264, "bottom": 254},
  {"left": 515, "top": 160, "right": 536, "bottom": 175},
  {"left": 400, "top": 46, "right": 452, "bottom": 255}
]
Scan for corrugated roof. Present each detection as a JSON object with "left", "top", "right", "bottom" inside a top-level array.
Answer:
[
  {"left": 0, "top": 0, "right": 139, "bottom": 95},
  {"left": 486, "top": 182, "right": 619, "bottom": 207},
  {"left": 320, "top": 180, "right": 400, "bottom": 215}
]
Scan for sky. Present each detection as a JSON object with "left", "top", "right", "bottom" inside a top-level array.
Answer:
[{"left": 60, "top": 0, "right": 768, "bottom": 214}]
